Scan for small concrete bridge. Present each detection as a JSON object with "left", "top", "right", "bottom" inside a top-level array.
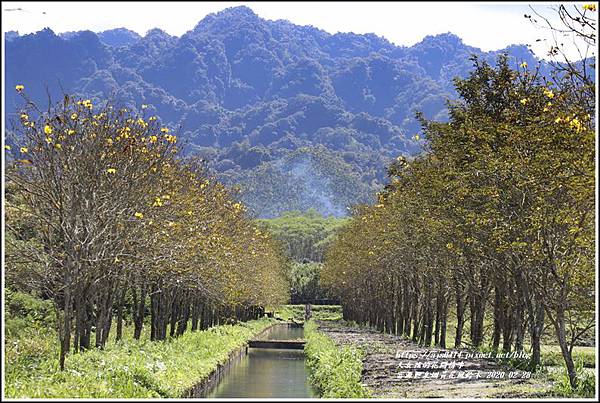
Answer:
[{"left": 248, "top": 339, "right": 306, "bottom": 350}]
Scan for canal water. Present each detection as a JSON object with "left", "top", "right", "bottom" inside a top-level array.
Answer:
[{"left": 205, "top": 324, "right": 317, "bottom": 398}]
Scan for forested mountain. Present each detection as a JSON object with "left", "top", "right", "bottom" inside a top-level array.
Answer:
[{"left": 5, "top": 5, "right": 550, "bottom": 217}]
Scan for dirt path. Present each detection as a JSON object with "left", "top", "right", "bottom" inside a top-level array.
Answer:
[{"left": 315, "top": 320, "right": 554, "bottom": 398}]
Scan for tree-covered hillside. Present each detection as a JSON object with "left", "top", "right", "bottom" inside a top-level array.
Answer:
[{"left": 5, "top": 5, "right": 552, "bottom": 216}]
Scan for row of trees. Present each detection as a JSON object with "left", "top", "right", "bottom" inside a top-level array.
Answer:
[
  {"left": 322, "top": 54, "right": 595, "bottom": 389},
  {"left": 5, "top": 93, "right": 288, "bottom": 369}
]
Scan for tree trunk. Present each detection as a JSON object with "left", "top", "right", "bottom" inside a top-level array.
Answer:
[
  {"left": 132, "top": 283, "right": 146, "bottom": 340},
  {"left": 177, "top": 300, "right": 190, "bottom": 336},
  {"left": 191, "top": 299, "right": 200, "bottom": 331},
  {"left": 552, "top": 307, "right": 577, "bottom": 389},
  {"left": 115, "top": 287, "right": 125, "bottom": 342},
  {"left": 59, "top": 278, "right": 72, "bottom": 371},
  {"left": 440, "top": 297, "right": 448, "bottom": 349},
  {"left": 454, "top": 275, "right": 466, "bottom": 348},
  {"left": 492, "top": 283, "right": 504, "bottom": 352}
]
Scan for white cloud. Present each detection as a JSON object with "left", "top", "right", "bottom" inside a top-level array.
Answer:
[{"left": 1, "top": 1, "right": 593, "bottom": 60}]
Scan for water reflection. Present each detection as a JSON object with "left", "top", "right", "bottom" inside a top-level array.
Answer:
[
  {"left": 265, "top": 325, "right": 304, "bottom": 341},
  {"left": 205, "top": 325, "right": 317, "bottom": 398}
]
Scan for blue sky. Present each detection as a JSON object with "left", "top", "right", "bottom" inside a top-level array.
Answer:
[{"left": 2, "top": 2, "right": 594, "bottom": 60}]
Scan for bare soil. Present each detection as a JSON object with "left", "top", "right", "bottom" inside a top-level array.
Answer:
[{"left": 315, "top": 320, "right": 555, "bottom": 398}]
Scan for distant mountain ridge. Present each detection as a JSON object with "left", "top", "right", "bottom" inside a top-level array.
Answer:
[{"left": 5, "top": 6, "right": 551, "bottom": 217}]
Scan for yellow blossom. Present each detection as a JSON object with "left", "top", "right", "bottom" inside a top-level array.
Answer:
[
  {"left": 543, "top": 88, "right": 555, "bottom": 99},
  {"left": 45, "top": 137, "right": 53, "bottom": 144},
  {"left": 106, "top": 138, "right": 114, "bottom": 146},
  {"left": 583, "top": 4, "right": 596, "bottom": 11},
  {"left": 44, "top": 125, "right": 53, "bottom": 135},
  {"left": 519, "top": 98, "right": 528, "bottom": 105},
  {"left": 520, "top": 61, "right": 528, "bottom": 68},
  {"left": 54, "top": 143, "right": 62, "bottom": 150},
  {"left": 68, "top": 129, "right": 75, "bottom": 135},
  {"left": 555, "top": 117, "right": 562, "bottom": 123},
  {"left": 160, "top": 127, "right": 169, "bottom": 133},
  {"left": 134, "top": 212, "right": 144, "bottom": 219},
  {"left": 15, "top": 84, "right": 25, "bottom": 92},
  {"left": 20, "top": 147, "right": 28, "bottom": 153},
  {"left": 569, "top": 118, "right": 583, "bottom": 132},
  {"left": 5, "top": 145, "right": 11, "bottom": 150},
  {"left": 71, "top": 113, "right": 78, "bottom": 120},
  {"left": 149, "top": 135, "right": 158, "bottom": 143},
  {"left": 107, "top": 168, "right": 117, "bottom": 174},
  {"left": 20, "top": 113, "right": 28, "bottom": 120}
]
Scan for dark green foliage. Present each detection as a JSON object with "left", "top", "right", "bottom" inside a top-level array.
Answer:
[
  {"left": 258, "top": 209, "right": 349, "bottom": 261},
  {"left": 287, "top": 262, "right": 322, "bottom": 304},
  {"left": 5, "top": 289, "right": 55, "bottom": 336}
]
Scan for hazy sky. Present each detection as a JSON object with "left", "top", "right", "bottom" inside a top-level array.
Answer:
[{"left": 1, "top": 2, "right": 594, "bottom": 60}]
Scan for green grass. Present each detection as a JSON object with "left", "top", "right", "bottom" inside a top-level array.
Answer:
[
  {"left": 546, "top": 358, "right": 596, "bottom": 398},
  {"left": 273, "top": 304, "right": 342, "bottom": 321},
  {"left": 303, "top": 320, "right": 371, "bottom": 398},
  {"left": 4, "top": 317, "right": 276, "bottom": 398},
  {"left": 539, "top": 345, "right": 596, "bottom": 368}
]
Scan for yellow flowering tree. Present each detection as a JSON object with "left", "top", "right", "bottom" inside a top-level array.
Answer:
[{"left": 6, "top": 91, "right": 289, "bottom": 367}]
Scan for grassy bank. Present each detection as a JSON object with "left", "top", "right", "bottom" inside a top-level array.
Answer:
[
  {"left": 5, "top": 311, "right": 275, "bottom": 398},
  {"left": 303, "top": 321, "right": 370, "bottom": 398}
]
